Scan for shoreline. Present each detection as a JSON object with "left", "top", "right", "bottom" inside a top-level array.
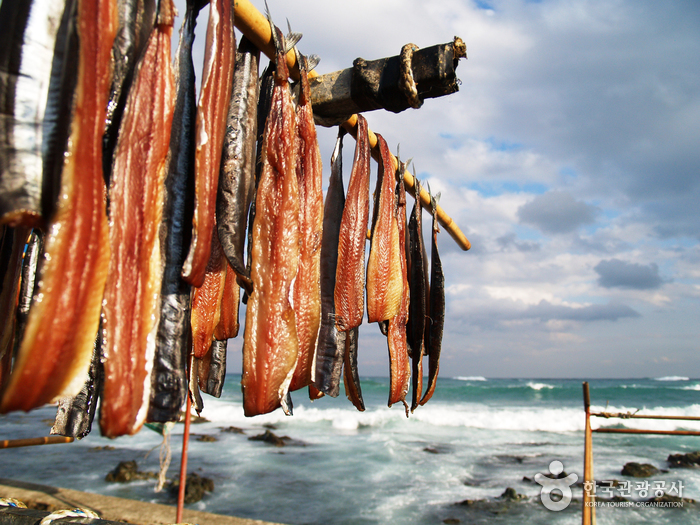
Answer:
[{"left": 0, "top": 478, "right": 283, "bottom": 525}]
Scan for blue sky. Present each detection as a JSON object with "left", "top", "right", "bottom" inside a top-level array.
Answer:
[{"left": 180, "top": 0, "right": 700, "bottom": 378}]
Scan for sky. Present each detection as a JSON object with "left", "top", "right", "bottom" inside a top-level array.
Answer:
[{"left": 180, "top": 0, "right": 700, "bottom": 378}]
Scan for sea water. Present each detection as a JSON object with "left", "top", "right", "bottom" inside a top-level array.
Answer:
[{"left": 2, "top": 377, "right": 700, "bottom": 524}]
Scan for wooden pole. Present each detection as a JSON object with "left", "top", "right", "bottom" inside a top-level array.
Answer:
[
  {"left": 582, "top": 382, "right": 595, "bottom": 525},
  {"left": 232, "top": 0, "right": 471, "bottom": 251},
  {"left": 591, "top": 412, "right": 700, "bottom": 421},
  {"left": 176, "top": 395, "right": 192, "bottom": 524},
  {"left": 0, "top": 436, "right": 74, "bottom": 449}
]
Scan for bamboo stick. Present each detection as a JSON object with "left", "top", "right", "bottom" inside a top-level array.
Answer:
[
  {"left": 593, "top": 428, "right": 700, "bottom": 436},
  {"left": 232, "top": 0, "right": 471, "bottom": 251},
  {"left": 0, "top": 436, "right": 74, "bottom": 449}
]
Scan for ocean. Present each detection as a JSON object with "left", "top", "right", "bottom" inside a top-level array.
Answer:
[{"left": 2, "top": 376, "right": 700, "bottom": 524}]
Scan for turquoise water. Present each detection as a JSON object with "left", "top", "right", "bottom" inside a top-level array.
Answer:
[{"left": 2, "top": 376, "right": 700, "bottom": 524}]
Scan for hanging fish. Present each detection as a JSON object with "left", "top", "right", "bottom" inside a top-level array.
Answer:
[
  {"left": 343, "top": 327, "right": 364, "bottom": 411},
  {"left": 241, "top": 63, "right": 276, "bottom": 301},
  {"left": 182, "top": 0, "right": 236, "bottom": 287},
  {"left": 217, "top": 36, "right": 260, "bottom": 283},
  {"left": 241, "top": 21, "right": 300, "bottom": 417},
  {"left": 420, "top": 194, "right": 445, "bottom": 405},
  {"left": 386, "top": 163, "right": 411, "bottom": 413},
  {"left": 0, "top": 0, "right": 69, "bottom": 227},
  {"left": 314, "top": 130, "right": 346, "bottom": 397},
  {"left": 11, "top": 229, "right": 41, "bottom": 360},
  {"left": 191, "top": 228, "right": 227, "bottom": 362},
  {"left": 51, "top": 327, "right": 104, "bottom": 439},
  {"left": 1, "top": 0, "right": 116, "bottom": 414},
  {"left": 0, "top": 227, "right": 28, "bottom": 391},
  {"left": 334, "top": 115, "right": 371, "bottom": 332},
  {"left": 366, "top": 134, "right": 403, "bottom": 324},
  {"left": 199, "top": 339, "right": 227, "bottom": 398},
  {"left": 102, "top": 0, "right": 156, "bottom": 182},
  {"left": 147, "top": 0, "right": 202, "bottom": 424},
  {"left": 289, "top": 51, "right": 324, "bottom": 393},
  {"left": 407, "top": 178, "right": 428, "bottom": 412},
  {"left": 100, "top": 0, "right": 176, "bottom": 437}
]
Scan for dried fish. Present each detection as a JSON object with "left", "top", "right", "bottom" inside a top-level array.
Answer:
[
  {"left": 334, "top": 114, "right": 371, "bottom": 332},
  {"left": 182, "top": 0, "right": 236, "bottom": 287},
  {"left": 314, "top": 130, "right": 346, "bottom": 397},
  {"left": 241, "top": 23, "right": 300, "bottom": 417},
  {"left": 1, "top": 0, "right": 116, "bottom": 414}
]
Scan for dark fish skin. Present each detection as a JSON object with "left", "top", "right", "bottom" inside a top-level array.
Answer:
[
  {"left": 407, "top": 180, "right": 427, "bottom": 412},
  {"left": 13, "top": 229, "right": 43, "bottom": 356},
  {"left": 242, "top": 63, "right": 276, "bottom": 301},
  {"left": 342, "top": 327, "right": 364, "bottom": 411},
  {"left": 314, "top": 130, "right": 346, "bottom": 397},
  {"left": 51, "top": 326, "right": 104, "bottom": 439},
  {"left": 102, "top": 0, "right": 157, "bottom": 184},
  {"left": 217, "top": 36, "right": 260, "bottom": 283},
  {"left": 147, "top": 0, "right": 199, "bottom": 423},
  {"left": 420, "top": 202, "right": 445, "bottom": 406},
  {"left": 201, "top": 339, "right": 227, "bottom": 398},
  {"left": 0, "top": 226, "right": 28, "bottom": 378},
  {"left": 0, "top": 0, "right": 70, "bottom": 226},
  {"left": 41, "top": 0, "right": 79, "bottom": 223}
]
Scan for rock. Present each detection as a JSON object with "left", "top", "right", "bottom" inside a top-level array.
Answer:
[
  {"left": 105, "top": 460, "right": 157, "bottom": 483},
  {"left": 169, "top": 472, "right": 214, "bottom": 504},
  {"left": 456, "top": 499, "right": 477, "bottom": 507},
  {"left": 443, "top": 519, "right": 460, "bottom": 524},
  {"left": 621, "top": 462, "right": 659, "bottom": 478},
  {"left": 263, "top": 423, "right": 277, "bottom": 430},
  {"left": 424, "top": 447, "right": 440, "bottom": 454},
  {"left": 500, "top": 487, "right": 526, "bottom": 501},
  {"left": 220, "top": 426, "right": 245, "bottom": 434},
  {"left": 248, "top": 430, "right": 290, "bottom": 447},
  {"left": 90, "top": 445, "right": 116, "bottom": 452},
  {"left": 196, "top": 434, "right": 218, "bottom": 442},
  {"left": 667, "top": 451, "right": 700, "bottom": 468}
]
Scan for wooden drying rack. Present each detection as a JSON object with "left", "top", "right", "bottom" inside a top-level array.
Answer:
[
  {"left": 234, "top": 0, "right": 471, "bottom": 251},
  {"left": 582, "top": 382, "right": 700, "bottom": 525}
]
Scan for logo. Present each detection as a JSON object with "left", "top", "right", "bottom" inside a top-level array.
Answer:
[{"left": 535, "top": 460, "right": 579, "bottom": 511}]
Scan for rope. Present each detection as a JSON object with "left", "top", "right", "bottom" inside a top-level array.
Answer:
[
  {"left": 0, "top": 498, "right": 27, "bottom": 508},
  {"left": 400, "top": 43, "right": 423, "bottom": 109},
  {"left": 155, "top": 426, "right": 173, "bottom": 492},
  {"left": 39, "top": 508, "right": 99, "bottom": 524}
]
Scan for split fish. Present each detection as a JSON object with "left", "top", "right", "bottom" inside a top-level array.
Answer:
[
  {"left": 182, "top": 0, "right": 236, "bottom": 287},
  {"left": 147, "top": 0, "right": 201, "bottom": 423},
  {"left": 12, "top": 229, "right": 42, "bottom": 356},
  {"left": 241, "top": 23, "right": 300, "bottom": 417},
  {"left": 314, "top": 130, "right": 346, "bottom": 397},
  {"left": 100, "top": 0, "right": 175, "bottom": 437},
  {"left": 420, "top": 195, "right": 445, "bottom": 405},
  {"left": 1, "top": 0, "right": 116, "bottom": 414},
  {"left": 386, "top": 166, "right": 410, "bottom": 413},
  {"left": 366, "top": 135, "right": 403, "bottom": 324},
  {"left": 289, "top": 52, "right": 324, "bottom": 392},
  {"left": 0, "top": 0, "right": 68, "bottom": 226},
  {"left": 334, "top": 114, "right": 371, "bottom": 332},
  {"left": 217, "top": 36, "right": 260, "bottom": 284},
  {"left": 199, "top": 339, "right": 227, "bottom": 398}
]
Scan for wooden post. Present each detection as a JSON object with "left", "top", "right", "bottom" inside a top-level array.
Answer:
[
  {"left": 582, "top": 382, "right": 595, "bottom": 525},
  {"left": 231, "top": 0, "right": 472, "bottom": 252},
  {"left": 176, "top": 395, "right": 192, "bottom": 523}
]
